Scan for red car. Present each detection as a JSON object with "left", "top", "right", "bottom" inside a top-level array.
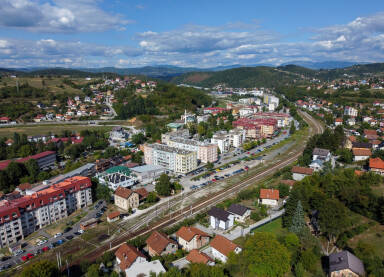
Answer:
[
  {"left": 42, "top": 246, "right": 49, "bottom": 252},
  {"left": 22, "top": 253, "right": 34, "bottom": 261}
]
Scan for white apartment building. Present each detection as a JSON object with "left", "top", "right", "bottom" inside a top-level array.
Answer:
[
  {"left": 229, "top": 129, "right": 246, "bottom": 148},
  {"left": 0, "top": 176, "right": 92, "bottom": 248},
  {"left": 165, "top": 137, "right": 218, "bottom": 163},
  {"left": 344, "top": 106, "right": 358, "bottom": 117},
  {"left": 144, "top": 144, "right": 197, "bottom": 174},
  {"left": 211, "top": 132, "right": 230, "bottom": 153}
]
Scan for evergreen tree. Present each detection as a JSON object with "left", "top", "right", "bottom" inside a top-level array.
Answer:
[
  {"left": 289, "top": 122, "right": 296, "bottom": 134},
  {"left": 289, "top": 201, "right": 306, "bottom": 236}
]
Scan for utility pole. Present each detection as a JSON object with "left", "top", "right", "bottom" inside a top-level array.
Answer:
[{"left": 66, "top": 259, "right": 69, "bottom": 277}]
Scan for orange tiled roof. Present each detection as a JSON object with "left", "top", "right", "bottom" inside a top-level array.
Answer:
[
  {"left": 210, "top": 235, "right": 240, "bottom": 257},
  {"left": 259, "top": 188, "right": 279, "bottom": 200},
  {"left": 352, "top": 148, "right": 372, "bottom": 157},
  {"left": 115, "top": 243, "right": 145, "bottom": 271},
  {"left": 146, "top": 231, "right": 176, "bottom": 255},
  {"left": 186, "top": 249, "right": 213, "bottom": 264},
  {"left": 369, "top": 157, "right": 384, "bottom": 170},
  {"left": 176, "top": 226, "right": 209, "bottom": 242}
]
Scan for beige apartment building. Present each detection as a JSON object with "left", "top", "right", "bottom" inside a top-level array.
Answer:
[{"left": 114, "top": 187, "right": 139, "bottom": 211}]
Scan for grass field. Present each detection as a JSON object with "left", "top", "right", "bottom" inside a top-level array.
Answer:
[
  {"left": 0, "top": 124, "right": 112, "bottom": 137},
  {"left": 0, "top": 77, "right": 92, "bottom": 95},
  {"left": 348, "top": 222, "right": 384, "bottom": 259}
]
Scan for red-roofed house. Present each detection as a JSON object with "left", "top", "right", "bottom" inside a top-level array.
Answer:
[
  {"left": 186, "top": 249, "right": 214, "bottom": 265},
  {"left": 145, "top": 231, "right": 177, "bottom": 257},
  {"left": 210, "top": 235, "right": 242, "bottom": 263},
  {"left": 176, "top": 226, "right": 210, "bottom": 251},
  {"left": 0, "top": 117, "right": 10, "bottom": 124},
  {"left": 369, "top": 157, "right": 384, "bottom": 175},
  {"left": 259, "top": 188, "right": 279, "bottom": 206},
  {"left": 335, "top": 118, "right": 343, "bottom": 126},
  {"left": 291, "top": 166, "right": 314, "bottom": 181}
]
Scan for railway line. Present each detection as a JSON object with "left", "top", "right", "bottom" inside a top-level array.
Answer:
[{"left": 81, "top": 110, "right": 323, "bottom": 262}]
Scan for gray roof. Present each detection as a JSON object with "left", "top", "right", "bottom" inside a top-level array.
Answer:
[
  {"left": 352, "top": 142, "right": 372, "bottom": 149},
  {"left": 208, "top": 207, "right": 230, "bottom": 222},
  {"left": 131, "top": 164, "right": 165, "bottom": 173},
  {"left": 228, "top": 204, "right": 249, "bottom": 216},
  {"left": 329, "top": 251, "right": 365, "bottom": 276},
  {"left": 312, "top": 148, "right": 330, "bottom": 156}
]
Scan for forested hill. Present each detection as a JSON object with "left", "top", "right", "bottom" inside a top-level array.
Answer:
[
  {"left": 171, "top": 63, "right": 384, "bottom": 88},
  {"left": 170, "top": 66, "right": 306, "bottom": 88}
]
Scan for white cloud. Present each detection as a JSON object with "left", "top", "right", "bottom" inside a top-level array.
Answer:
[{"left": 0, "top": 0, "right": 132, "bottom": 33}]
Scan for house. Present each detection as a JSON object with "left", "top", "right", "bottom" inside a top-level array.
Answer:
[
  {"left": 186, "top": 249, "right": 215, "bottom": 265},
  {"left": 175, "top": 226, "right": 210, "bottom": 251},
  {"left": 0, "top": 117, "right": 10, "bottom": 124},
  {"left": 115, "top": 243, "right": 166, "bottom": 276},
  {"left": 114, "top": 187, "right": 139, "bottom": 211},
  {"left": 352, "top": 148, "right": 371, "bottom": 161},
  {"left": 134, "top": 188, "right": 149, "bottom": 203},
  {"left": 209, "top": 235, "right": 242, "bottom": 263},
  {"left": 208, "top": 207, "right": 234, "bottom": 230},
  {"left": 227, "top": 204, "right": 251, "bottom": 222},
  {"left": 369, "top": 157, "right": 384, "bottom": 175},
  {"left": 280, "top": 179, "right": 296, "bottom": 190},
  {"left": 347, "top": 118, "right": 356, "bottom": 126},
  {"left": 309, "top": 159, "right": 324, "bottom": 171},
  {"left": 352, "top": 142, "right": 372, "bottom": 150},
  {"left": 107, "top": 211, "right": 121, "bottom": 223},
  {"left": 145, "top": 231, "right": 178, "bottom": 257},
  {"left": 335, "top": 118, "right": 343, "bottom": 126},
  {"left": 312, "top": 148, "right": 331, "bottom": 161},
  {"left": 291, "top": 166, "right": 314, "bottom": 181},
  {"left": 364, "top": 129, "right": 377, "bottom": 139},
  {"left": 259, "top": 189, "right": 279, "bottom": 206},
  {"left": 328, "top": 250, "right": 365, "bottom": 277}
]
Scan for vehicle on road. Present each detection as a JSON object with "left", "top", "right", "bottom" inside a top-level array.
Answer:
[
  {"left": 21, "top": 253, "right": 34, "bottom": 261},
  {"left": 54, "top": 233, "right": 62, "bottom": 238},
  {"left": 42, "top": 246, "right": 49, "bottom": 252},
  {"left": 63, "top": 227, "right": 72, "bottom": 233},
  {"left": 13, "top": 249, "right": 24, "bottom": 256},
  {"left": 78, "top": 229, "right": 84, "bottom": 234},
  {"left": 65, "top": 235, "right": 73, "bottom": 240}
]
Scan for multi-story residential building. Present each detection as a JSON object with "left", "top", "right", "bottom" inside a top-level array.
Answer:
[
  {"left": 233, "top": 118, "right": 277, "bottom": 138},
  {"left": 263, "top": 94, "right": 279, "bottom": 106},
  {"left": 211, "top": 132, "right": 230, "bottom": 153},
  {"left": 229, "top": 129, "right": 246, "bottom": 148},
  {"left": 0, "top": 151, "right": 57, "bottom": 172},
  {"left": 0, "top": 176, "right": 92, "bottom": 248},
  {"left": 144, "top": 144, "right": 197, "bottom": 174},
  {"left": 165, "top": 136, "right": 218, "bottom": 163},
  {"left": 344, "top": 106, "right": 358, "bottom": 117}
]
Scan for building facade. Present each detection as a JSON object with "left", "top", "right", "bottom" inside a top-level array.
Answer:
[
  {"left": 144, "top": 144, "right": 197, "bottom": 174},
  {"left": 0, "top": 176, "right": 92, "bottom": 248}
]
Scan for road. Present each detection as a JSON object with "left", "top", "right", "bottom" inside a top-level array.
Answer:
[{"left": 80, "top": 110, "right": 323, "bottom": 263}]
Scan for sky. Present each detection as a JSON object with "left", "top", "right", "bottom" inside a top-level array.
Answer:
[{"left": 0, "top": 0, "right": 384, "bottom": 68}]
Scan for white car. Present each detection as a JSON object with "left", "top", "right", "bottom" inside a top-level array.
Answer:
[
  {"left": 78, "top": 229, "right": 84, "bottom": 234},
  {"left": 36, "top": 240, "right": 47, "bottom": 246},
  {"left": 54, "top": 233, "right": 62, "bottom": 238}
]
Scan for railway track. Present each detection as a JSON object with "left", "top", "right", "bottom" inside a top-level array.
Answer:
[{"left": 79, "top": 110, "right": 324, "bottom": 263}]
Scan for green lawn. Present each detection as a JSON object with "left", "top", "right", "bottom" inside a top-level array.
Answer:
[{"left": 252, "top": 217, "right": 287, "bottom": 237}]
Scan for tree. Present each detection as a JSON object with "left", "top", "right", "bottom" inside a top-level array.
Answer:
[
  {"left": 131, "top": 133, "right": 146, "bottom": 145},
  {"left": 96, "top": 183, "right": 111, "bottom": 203},
  {"left": 289, "top": 122, "right": 296, "bottom": 135},
  {"left": 20, "top": 260, "right": 60, "bottom": 277},
  {"left": 206, "top": 162, "right": 214, "bottom": 171},
  {"left": 146, "top": 192, "right": 158, "bottom": 203},
  {"left": 289, "top": 201, "right": 306, "bottom": 237},
  {"left": 86, "top": 263, "right": 100, "bottom": 277},
  {"left": 25, "top": 159, "right": 40, "bottom": 181},
  {"left": 278, "top": 183, "right": 290, "bottom": 198},
  {"left": 228, "top": 232, "right": 290, "bottom": 277},
  {"left": 6, "top": 161, "right": 25, "bottom": 185},
  {"left": 155, "top": 174, "right": 172, "bottom": 196}
]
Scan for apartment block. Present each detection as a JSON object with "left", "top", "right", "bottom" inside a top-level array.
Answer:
[
  {"left": 165, "top": 137, "right": 218, "bottom": 163},
  {"left": 0, "top": 176, "right": 92, "bottom": 248},
  {"left": 144, "top": 144, "right": 197, "bottom": 174}
]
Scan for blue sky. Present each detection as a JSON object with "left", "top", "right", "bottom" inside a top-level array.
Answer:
[{"left": 0, "top": 0, "right": 384, "bottom": 68}]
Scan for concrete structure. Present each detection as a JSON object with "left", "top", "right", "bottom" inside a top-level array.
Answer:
[
  {"left": 0, "top": 177, "right": 92, "bottom": 248},
  {"left": 233, "top": 118, "right": 277, "bottom": 138},
  {"left": 80, "top": 218, "right": 98, "bottom": 230},
  {"left": 208, "top": 207, "right": 234, "bottom": 230},
  {"left": 175, "top": 226, "right": 210, "bottom": 251},
  {"left": 114, "top": 187, "right": 139, "bottom": 211},
  {"left": 165, "top": 136, "right": 218, "bottom": 163},
  {"left": 209, "top": 235, "right": 242, "bottom": 263},
  {"left": 211, "top": 132, "right": 230, "bottom": 153},
  {"left": 344, "top": 106, "right": 358, "bottom": 117},
  {"left": 130, "top": 165, "right": 165, "bottom": 184},
  {"left": 144, "top": 144, "right": 197, "bottom": 174},
  {"left": 312, "top": 148, "right": 331, "bottom": 162},
  {"left": 229, "top": 129, "right": 246, "bottom": 148},
  {"left": 97, "top": 166, "right": 138, "bottom": 191}
]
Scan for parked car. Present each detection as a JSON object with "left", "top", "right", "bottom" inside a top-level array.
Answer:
[
  {"left": 42, "top": 246, "right": 49, "bottom": 252},
  {"left": 63, "top": 227, "right": 72, "bottom": 233},
  {"left": 54, "top": 233, "right": 62, "bottom": 238},
  {"left": 13, "top": 249, "right": 24, "bottom": 256},
  {"left": 65, "top": 235, "right": 73, "bottom": 240},
  {"left": 78, "top": 229, "right": 84, "bottom": 234}
]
